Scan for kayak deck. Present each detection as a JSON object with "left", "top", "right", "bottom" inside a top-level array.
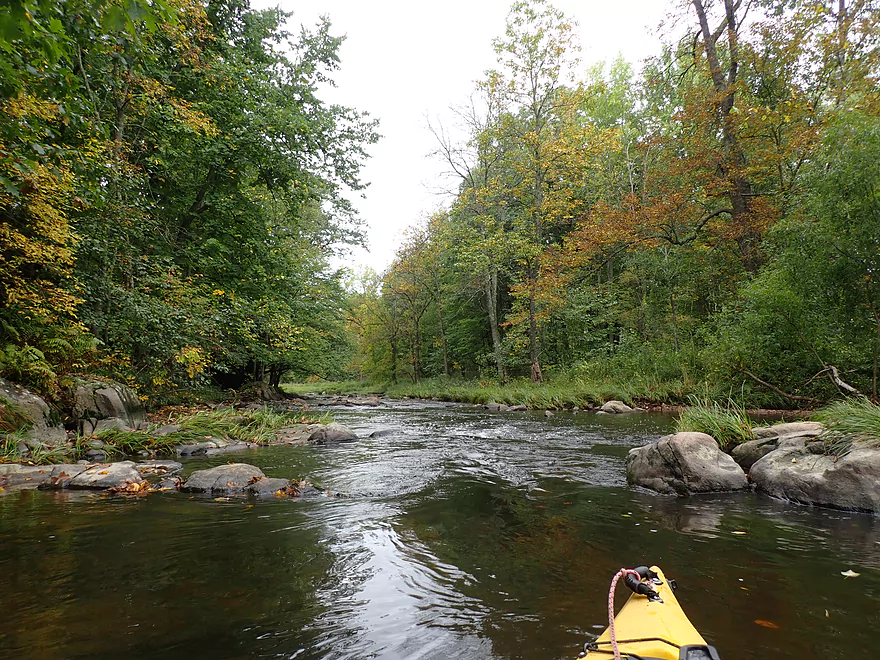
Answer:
[{"left": 582, "top": 566, "right": 719, "bottom": 660}]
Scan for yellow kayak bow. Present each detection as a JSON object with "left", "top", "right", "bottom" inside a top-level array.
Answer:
[{"left": 579, "top": 566, "right": 721, "bottom": 660}]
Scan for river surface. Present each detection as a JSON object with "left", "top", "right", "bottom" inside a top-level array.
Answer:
[{"left": 1, "top": 401, "right": 878, "bottom": 659}]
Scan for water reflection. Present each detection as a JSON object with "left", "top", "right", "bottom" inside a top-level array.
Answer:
[{"left": 0, "top": 402, "right": 878, "bottom": 660}]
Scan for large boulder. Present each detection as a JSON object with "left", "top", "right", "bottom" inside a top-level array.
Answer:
[
  {"left": 73, "top": 378, "right": 146, "bottom": 433},
  {"left": 749, "top": 439, "right": 880, "bottom": 513},
  {"left": 0, "top": 377, "right": 66, "bottom": 446},
  {"left": 732, "top": 422, "right": 826, "bottom": 472},
  {"left": 627, "top": 432, "right": 749, "bottom": 495},
  {"left": 308, "top": 423, "right": 358, "bottom": 444}
]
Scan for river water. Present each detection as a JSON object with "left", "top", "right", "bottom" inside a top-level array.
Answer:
[{"left": 1, "top": 401, "right": 877, "bottom": 659}]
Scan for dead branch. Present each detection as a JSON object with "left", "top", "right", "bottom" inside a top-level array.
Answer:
[{"left": 739, "top": 369, "right": 821, "bottom": 404}]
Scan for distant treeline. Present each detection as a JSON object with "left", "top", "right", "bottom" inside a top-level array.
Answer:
[{"left": 347, "top": 0, "right": 880, "bottom": 405}]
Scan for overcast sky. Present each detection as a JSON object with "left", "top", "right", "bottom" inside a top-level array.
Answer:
[{"left": 256, "top": 1, "right": 672, "bottom": 274}]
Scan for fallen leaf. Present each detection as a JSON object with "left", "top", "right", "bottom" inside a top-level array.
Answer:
[
  {"left": 98, "top": 470, "right": 108, "bottom": 475},
  {"left": 841, "top": 569, "right": 860, "bottom": 578},
  {"left": 754, "top": 620, "right": 779, "bottom": 629},
  {"left": 825, "top": 609, "right": 830, "bottom": 618},
  {"left": 0, "top": 486, "right": 4, "bottom": 492},
  {"left": 732, "top": 531, "right": 747, "bottom": 535},
  {"left": 791, "top": 457, "right": 798, "bottom": 463}
]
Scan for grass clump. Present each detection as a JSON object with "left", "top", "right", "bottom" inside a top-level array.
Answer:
[
  {"left": 675, "top": 396, "right": 755, "bottom": 450},
  {"left": 814, "top": 397, "right": 880, "bottom": 455}
]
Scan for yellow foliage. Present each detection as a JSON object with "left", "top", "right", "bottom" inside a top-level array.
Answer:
[{"left": 0, "top": 94, "right": 82, "bottom": 325}]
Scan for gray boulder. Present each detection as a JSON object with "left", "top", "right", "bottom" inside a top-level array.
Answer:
[
  {"left": 73, "top": 379, "right": 145, "bottom": 434},
  {"left": 731, "top": 438, "right": 782, "bottom": 472},
  {"left": 181, "top": 463, "right": 265, "bottom": 494},
  {"left": 0, "top": 377, "right": 66, "bottom": 446},
  {"left": 749, "top": 439, "right": 880, "bottom": 513},
  {"left": 308, "top": 423, "right": 358, "bottom": 444},
  {"left": 627, "top": 432, "right": 749, "bottom": 495},
  {"left": 732, "top": 421, "right": 826, "bottom": 472},
  {"left": 68, "top": 461, "right": 144, "bottom": 490}
]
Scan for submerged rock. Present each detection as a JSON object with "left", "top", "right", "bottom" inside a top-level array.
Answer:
[
  {"left": 181, "top": 463, "right": 265, "bottom": 494},
  {"left": 749, "top": 439, "right": 880, "bottom": 513},
  {"left": 308, "top": 423, "right": 358, "bottom": 444},
  {"left": 627, "top": 432, "right": 748, "bottom": 495}
]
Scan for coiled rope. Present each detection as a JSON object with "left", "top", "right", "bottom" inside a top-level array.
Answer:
[{"left": 608, "top": 568, "right": 641, "bottom": 660}]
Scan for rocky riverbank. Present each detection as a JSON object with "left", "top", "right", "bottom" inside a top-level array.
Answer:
[{"left": 627, "top": 421, "right": 880, "bottom": 515}]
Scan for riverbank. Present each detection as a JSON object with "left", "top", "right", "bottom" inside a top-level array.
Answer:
[
  {"left": 281, "top": 376, "right": 812, "bottom": 412},
  {"left": 283, "top": 377, "right": 680, "bottom": 410}
]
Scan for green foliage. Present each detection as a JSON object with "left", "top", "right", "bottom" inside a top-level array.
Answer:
[
  {"left": 0, "top": 0, "right": 377, "bottom": 401},
  {"left": 675, "top": 397, "right": 755, "bottom": 451},
  {"left": 814, "top": 398, "right": 880, "bottom": 456}
]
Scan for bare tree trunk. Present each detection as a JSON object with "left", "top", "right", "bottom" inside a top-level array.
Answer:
[
  {"left": 485, "top": 269, "right": 506, "bottom": 381},
  {"left": 528, "top": 269, "right": 542, "bottom": 382},
  {"left": 436, "top": 299, "right": 450, "bottom": 376},
  {"left": 692, "top": 0, "right": 759, "bottom": 269}
]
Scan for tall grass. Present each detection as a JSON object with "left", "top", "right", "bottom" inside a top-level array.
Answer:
[
  {"left": 675, "top": 396, "right": 755, "bottom": 450},
  {"left": 814, "top": 397, "right": 880, "bottom": 455}
]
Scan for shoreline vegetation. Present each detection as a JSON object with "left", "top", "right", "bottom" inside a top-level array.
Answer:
[{"left": 1, "top": 401, "right": 331, "bottom": 465}]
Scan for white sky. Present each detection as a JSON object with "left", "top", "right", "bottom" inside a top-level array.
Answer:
[{"left": 257, "top": 0, "right": 671, "bottom": 274}]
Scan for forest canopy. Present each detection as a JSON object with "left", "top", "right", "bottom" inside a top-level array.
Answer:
[{"left": 0, "top": 0, "right": 378, "bottom": 400}]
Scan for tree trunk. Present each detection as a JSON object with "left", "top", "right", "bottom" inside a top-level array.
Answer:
[
  {"left": 692, "top": 0, "right": 759, "bottom": 270},
  {"left": 528, "top": 269, "right": 542, "bottom": 383},
  {"left": 485, "top": 269, "right": 506, "bottom": 381},
  {"left": 436, "top": 299, "right": 450, "bottom": 376}
]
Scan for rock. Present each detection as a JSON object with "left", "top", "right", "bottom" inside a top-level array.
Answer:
[
  {"left": 627, "top": 432, "right": 749, "bottom": 495},
  {"left": 176, "top": 443, "right": 211, "bottom": 457},
  {"left": 751, "top": 421, "right": 824, "bottom": 440},
  {"left": 0, "top": 377, "right": 66, "bottom": 446},
  {"left": 308, "top": 423, "right": 358, "bottom": 444},
  {"left": 68, "top": 461, "right": 144, "bottom": 490},
  {"left": 544, "top": 410, "right": 555, "bottom": 418},
  {"left": 731, "top": 438, "right": 780, "bottom": 472},
  {"left": 181, "top": 463, "right": 265, "bottom": 495},
  {"left": 731, "top": 421, "right": 827, "bottom": 471},
  {"left": 136, "top": 460, "right": 183, "bottom": 478},
  {"left": 73, "top": 379, "right": 146, "bottom": 432},
  {"left": 572, "top": 406, "right": 580, "bottom": 414},
  {"left": 601, "top": 400, "right": 639, "bottom": 414},
  {"left": 508, "top": 405, "right": 528, "bottom": 412},
  {"left": 94, "top": 417, "right": 132, "bottom": 433},
  {"left": 1, "top": 464, "right": 59, "bottom": 490},
  {"left": 154, "top": 424, "right": 180, "bottom": 436},
  {"left": 85, "top": 449, "right": 108, "bottom": 462},
  {"left": 246, "top": 477, "right": 296, "bottom": 498},
  {"left": 369, "top": 429, "right": 394, "bottom": 438},
  {"left": 749, "top": 440, "right": 880, "bottom": 513}
]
